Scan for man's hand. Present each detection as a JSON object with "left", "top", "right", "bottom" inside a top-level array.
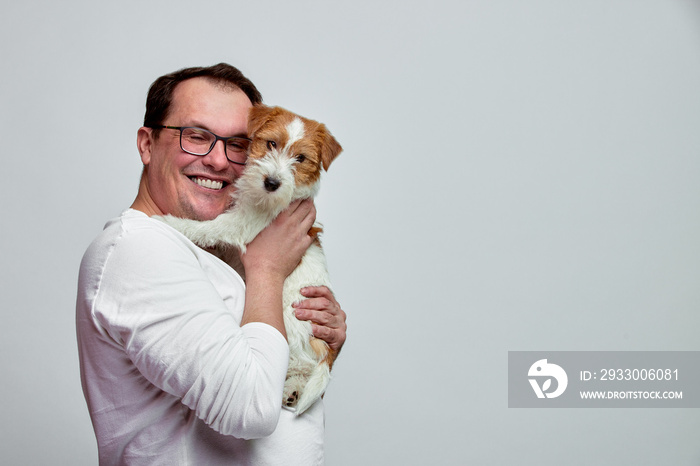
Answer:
[
  {"left": 293, "top": 286, "right": 347, "bottom": 353},
  {"left": 241, "top": 199, "right": 316, "bottom": 282}
]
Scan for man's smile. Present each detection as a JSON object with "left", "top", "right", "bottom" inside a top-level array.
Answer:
[{"left": 189, "top": 176, "right": 227, "bottom": 191}]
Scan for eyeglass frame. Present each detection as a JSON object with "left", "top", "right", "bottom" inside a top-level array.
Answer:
[{"left": 148, "top": 125, "right": 252, "bottom": 165}]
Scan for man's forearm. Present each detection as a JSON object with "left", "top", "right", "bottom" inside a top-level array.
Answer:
[{"left": 241, "top": 271, "right": 287, "bottom": 340}]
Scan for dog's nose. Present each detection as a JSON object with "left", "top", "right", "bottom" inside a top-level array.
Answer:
[{"left": 264, "top": 177, "right": 281, "bottom": 192}]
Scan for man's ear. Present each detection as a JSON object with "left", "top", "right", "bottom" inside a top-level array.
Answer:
[{"left": 136, "top": 127, "right": 154, "bottom": 165}]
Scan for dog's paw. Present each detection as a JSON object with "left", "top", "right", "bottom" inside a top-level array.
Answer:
[
  {"left": 283, "top": 375, "right": 305, "bottom": 408},
  {"left": 284, "top": 390, "right": 299, "bottom": 408}
]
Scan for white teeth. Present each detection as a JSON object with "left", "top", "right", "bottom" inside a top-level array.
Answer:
[{"left": 192, "top": 177, "right": 223, "bottom": 190}]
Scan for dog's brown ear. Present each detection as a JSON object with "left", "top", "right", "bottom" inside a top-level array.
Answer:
[
  {"left": 247, "top": 105, "right": 275, "bottom": 137},
  {"left": 318, "top": 125, "right": 342, "bottom": 171}
]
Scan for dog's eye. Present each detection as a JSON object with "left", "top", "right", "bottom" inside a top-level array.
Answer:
[
  {"left": 295, "top": 154, "right": 306, "bottom": 163},
  {"left": 266, "top": 140, "right": 277, "bottom": 150}
]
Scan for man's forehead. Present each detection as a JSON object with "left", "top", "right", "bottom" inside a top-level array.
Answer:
[
  {"left": 168, "top": 78, "right": 252, "bottom": 129},
  {"left": 171, "top": 78, "right": 248, "bottom": 107}
]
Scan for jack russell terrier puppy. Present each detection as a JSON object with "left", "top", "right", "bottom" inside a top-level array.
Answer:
[{"left": 158, "top": 105, "right": 342, "bottom": 415}]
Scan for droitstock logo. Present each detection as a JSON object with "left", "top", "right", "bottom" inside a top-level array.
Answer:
[{"left": 528, "top": 359, "right": 568, "bottom": 399}]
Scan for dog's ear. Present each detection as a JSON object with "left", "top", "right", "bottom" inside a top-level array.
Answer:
[
  {"left": 318, "top": 125, "right": 343, "bottom": 171},
  {"left": 247, "top": 105, "right": 275, "bottom": 137}
]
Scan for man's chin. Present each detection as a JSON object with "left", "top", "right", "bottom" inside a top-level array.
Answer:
[{"left": 176, "top": 197, "right": 229, "bottom": 221}]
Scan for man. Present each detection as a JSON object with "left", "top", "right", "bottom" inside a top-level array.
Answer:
[{"left": 76, "top": 64, "right": 347, "bottom": 465}]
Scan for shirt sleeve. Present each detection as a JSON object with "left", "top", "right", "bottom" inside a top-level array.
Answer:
[{"left": 90, "top": 219, "right": 289, "bottom": 439}]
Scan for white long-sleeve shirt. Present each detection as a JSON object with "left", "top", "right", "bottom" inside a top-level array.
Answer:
[{"left": 76, "top": 209, "right": 324, "bottom": 465}]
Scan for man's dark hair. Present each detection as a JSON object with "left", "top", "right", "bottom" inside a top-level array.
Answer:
[{"left": 143, "top": 63, "right": 263, "bottom": 133}]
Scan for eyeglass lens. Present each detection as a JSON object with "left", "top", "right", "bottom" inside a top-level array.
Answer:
[{"left": 180, "top": 127, "right": 249, "bottom": 164}]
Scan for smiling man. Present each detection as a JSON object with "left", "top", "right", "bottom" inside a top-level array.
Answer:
[
  {"left": 132, "top": 75, "right": 252, "bottom": 221},
  {"left": 77, "top": 64, "right": 346, "bottom": 465}
]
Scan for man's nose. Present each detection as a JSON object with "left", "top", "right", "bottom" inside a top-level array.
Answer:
[{"left": 202, "top": 140, "right": 230, "bottom": 170}]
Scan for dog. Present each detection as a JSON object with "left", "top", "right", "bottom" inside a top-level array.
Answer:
[{"left": 158, "top": 105, "right": 342, "bottom": 415}]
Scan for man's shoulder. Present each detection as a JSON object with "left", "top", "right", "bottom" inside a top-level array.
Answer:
[
  {"left": 110, "top": 208, "right": 172, "bottom": 236},
  {"left": 82, "top": 209, "right": 196, "bottom": 268}
]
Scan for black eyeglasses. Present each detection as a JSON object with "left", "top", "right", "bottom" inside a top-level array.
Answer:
[{"left": 150, "top": 126, "right": 251, "bottom": 165}]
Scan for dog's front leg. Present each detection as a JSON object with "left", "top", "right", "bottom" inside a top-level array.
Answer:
[{"left": 156, "top": 213, "right": 247, "bottom": 250}]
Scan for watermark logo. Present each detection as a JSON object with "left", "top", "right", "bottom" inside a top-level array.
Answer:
[
  {"left": 509, "top": 351, "right": 698, "bottom": 408},
  {"left": 528, "top": 359, "right": 568, "bottom": 399}
]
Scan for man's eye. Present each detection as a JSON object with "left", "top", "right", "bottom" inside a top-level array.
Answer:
[
  {"left": 227, "top": 141, "right": 247, "bottom": 152},
  {"left": 184, "top": 131, "right": 210, "bottom": 144}
]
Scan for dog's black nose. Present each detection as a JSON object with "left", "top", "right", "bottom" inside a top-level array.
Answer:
[{"left": 264, "top": 177, "right": 280, "bottom": 192}]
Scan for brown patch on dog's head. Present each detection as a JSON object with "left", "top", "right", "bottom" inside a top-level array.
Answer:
[
  {"left": 289, "top": 118, "right": 343, "bottom": 187},
  {"left": 248, "top": 105, "right": 284, "bottom": 139},
  {"left": 247, "top": 105, "right": 291, "bottom": 162},
  {"left": 290, "top": 135, "right": 323, "bottom": 187}
]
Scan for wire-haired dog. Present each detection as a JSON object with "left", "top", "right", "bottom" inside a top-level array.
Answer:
[{"left": 158, "top": 105, "right": 342, "bottom": 415}]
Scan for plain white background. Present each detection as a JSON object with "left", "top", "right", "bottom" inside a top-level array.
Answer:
[{"left": 2, "top": 1, "right": 699, "bottom": 464}]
